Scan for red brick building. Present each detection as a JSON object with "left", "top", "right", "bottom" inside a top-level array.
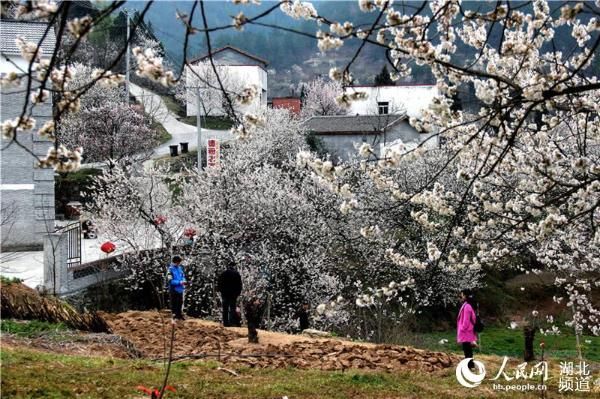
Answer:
[{"left": 271, "top": 97, "right": 302, "bottom": 116}]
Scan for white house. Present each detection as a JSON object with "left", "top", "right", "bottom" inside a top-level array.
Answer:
[
  {"left": 303, "top": 114, "right": 438, "bottom": 163},
  {"left": 1, "top": 20, "right": 56, "bottom": 250},
  {"left": 185, "top": 46, "right": 268, "bottom": 117},
  {"left": 344, "top": 84, "right": 438, "bottom": 118}
]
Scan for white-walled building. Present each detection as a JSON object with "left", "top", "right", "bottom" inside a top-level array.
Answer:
[
  {"left": 344, "top": 84, "right": 438, "bottom": 118},
  {"left": 303, "top": 114, "right": 438, "bottom": 163},
  {"left": 1, "top": 20, "right": 56, "bottom": 250},
  {"left": 185, "top": 46, "right": 268, "bottom": 117},
  {"left": 303, "top": 84, "right": 439, "bottom": 162}
]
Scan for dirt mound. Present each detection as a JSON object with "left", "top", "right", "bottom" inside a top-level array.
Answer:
[
  {"left": 1, "top": 282, "right": 110, "bottom": 333},
  {"left": 106, "top": 311, "right": 458, "bottom": 373}
]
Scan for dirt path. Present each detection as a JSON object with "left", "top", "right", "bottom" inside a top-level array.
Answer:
[{"left": 103, "top": 311, "right": 459, "bottom": 373}]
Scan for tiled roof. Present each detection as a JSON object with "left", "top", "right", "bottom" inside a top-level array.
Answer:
[
  {"left": 303, "top": 114, "right": 407, "bottom": 134},
  {"left": 0, "top": 20, "right": 56, "bottom": 57}
]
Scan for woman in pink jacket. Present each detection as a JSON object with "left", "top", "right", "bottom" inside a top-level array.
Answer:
[{"left": 457, "top": 289, "right": 477, "bottom": 369}]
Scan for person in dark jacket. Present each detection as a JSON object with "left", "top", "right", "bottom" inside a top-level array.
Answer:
[
  {"left": 294, "top": 302, "right": 310, "bottom": 332},
  {"left": 217, "top": 261, "right": 242, "bottom": 327},
  {"left": 167, "top": 256, "right": 186, "bottom": 320},
  {"left": 243, "top": 295, "right": 263, "bottom": 343}
]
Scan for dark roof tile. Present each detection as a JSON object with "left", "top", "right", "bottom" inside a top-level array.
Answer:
[
  {"left": 0, "top": 20, "right": 56, "bottom": 57},
  {"left": 303, "top": 114, "right": 406, "bottom": 134}
]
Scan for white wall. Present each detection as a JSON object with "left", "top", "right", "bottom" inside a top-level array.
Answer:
[
  {"left": 186, "top": 64, "right": 268, "bottom": 117},
  {"left": 317, "top": 120, "right": 439, "bottom": 163},
  {"left": 0, "top": 55, "right": 29, "bottom": 74},
  {"left": 344, "top": 85, "right": 438, "bottom": 118}
]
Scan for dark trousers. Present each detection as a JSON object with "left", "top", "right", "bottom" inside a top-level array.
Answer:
[
  {"left": 170, "top": 291, "right": 184, "bottom": 319},
  {"left": 221, "top": 295, "right": 238, "bottom": 327},
  {"left": 247, "top": 320, "right": 259, "bottom": 343},
  {"left": 462, "top": 342, "right": 475, "bottom": 369}
]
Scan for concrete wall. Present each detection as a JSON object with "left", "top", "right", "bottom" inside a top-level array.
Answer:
[
  {"left": 1, "top": 78, "right": 55, "bottom": 250},
  {"left": 345, "top": 85, "right": 438, "bottom": 118},
  {"left": 43, "top": 233, "right": 125, "bottom": 295},
  {"left": 317, "top": 120, "right": 438, "bottom": 162}
]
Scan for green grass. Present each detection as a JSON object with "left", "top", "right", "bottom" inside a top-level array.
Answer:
[
  {"left": 1, "top": 319, "right": 68, "bottom": 337},
  {"left": 160, "top": 95, "right": 186, "bottom": 118},
  {"left": 412, "top": 326, "right": 600, "bottom": 362},
  {"left": 159, "top": 94, "right": 234, "bottom": 130},
  {"left": 155, "top": 150, "right": 198, "bottom": 171},
  {"left": 179, "top": 115, "right": 234, "bottom": 130},
  {"left": 151, "top": 120, "right": 172, "bottom": 144},
  {"left": 3, "top": 347, "right": 591, "bottom": 398}
]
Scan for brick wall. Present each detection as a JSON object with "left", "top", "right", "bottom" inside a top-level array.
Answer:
[{"left": 272, "top": 98, "right": 301, "bottom": 116}]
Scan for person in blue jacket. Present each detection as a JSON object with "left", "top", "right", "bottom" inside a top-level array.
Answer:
[{"left": 167, "top": 256, "right": 186, "bottom": 320}]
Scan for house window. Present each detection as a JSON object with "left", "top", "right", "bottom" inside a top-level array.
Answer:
[{"left": 378, "top": 101, "right": 389, "bottom": 115}]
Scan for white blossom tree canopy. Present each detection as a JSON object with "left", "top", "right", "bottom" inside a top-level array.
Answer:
[{"left": 1, "top": 0, "right": 599, "bottom": 335}]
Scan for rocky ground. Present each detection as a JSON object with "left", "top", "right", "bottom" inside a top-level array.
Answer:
[
  {"left": 102, "top": 310, "right": 458, "bottom": 373},
  {"left": 1, "top": 283, "right": 458, "bottom": 374}
]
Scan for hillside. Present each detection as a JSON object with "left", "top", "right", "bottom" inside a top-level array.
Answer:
[{"left": 128, "top": 1, "right": 599, "bottom": 97}]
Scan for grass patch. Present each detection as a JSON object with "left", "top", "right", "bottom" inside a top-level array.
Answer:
[
  {"left": 151, "top": 120, "right": 172, "bottom": 144},
  {"left": 155, "top": 150, "right": 198, "bottom": 171},
  {"left": 3, "top": 347, "right": 592, "bottom": 398},
  {"left": 159, "top": 94, "right": 233, "bottom": 130},
  {"left": 179, "top": 115, "right": 234, "bottom": 130},
  {"left": 412, "top": 326, "right": 600, "bottom": 362},
  {"left": 160, "top": 95, "right": 185, "bottom": 118},
  {"left": 1, "top": 319, "right": 68, "bottom": 337}
]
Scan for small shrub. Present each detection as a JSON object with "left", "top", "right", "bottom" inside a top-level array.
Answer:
[{"left": 0, "top": 276, "right": 23, "bottom": 286}]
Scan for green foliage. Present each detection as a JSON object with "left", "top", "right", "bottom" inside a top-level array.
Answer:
[
  {"left": 1, "top": 319, "right": 68, "bottom": 337},
  {"left": 373, "top": 65, "right": 394, "bottom": 86},
  {"left": 55, "top": 168, "right": 103, "bottom": 213},
  {"left": 305, "top": 131, "right": 328, "bottom": 157},
  {"left": 88, "top": 14, "right": 117, "bottom": 46},
  {"left": 57, "top": 168, "right": 103, "bottom": 185},
  {"left": 0, "top": 276, "right": 23, "bottom": 286}
]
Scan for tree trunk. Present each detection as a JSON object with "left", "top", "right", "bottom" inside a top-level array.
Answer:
[{"left": 524, "top": 326, "right": 535, "bottom": 362}]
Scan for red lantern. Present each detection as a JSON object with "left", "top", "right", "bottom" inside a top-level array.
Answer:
[
  {"left": 154, "top": 215, "right": 167, "bottom": 225},
  {"left": 183, "top": 227, "right": 197, "bottom": 238},
  {"left": 100, "top": 241, "right": 116, "bottom": 254}
]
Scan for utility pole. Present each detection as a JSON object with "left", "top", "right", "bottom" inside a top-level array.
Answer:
[
  {"left": 125, "top": 9, "right": 130, "bottom": 104},
  {"left": 196, "top": 86, "right": 202, "bottom": 171}
]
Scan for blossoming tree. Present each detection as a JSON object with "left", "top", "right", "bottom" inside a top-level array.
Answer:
[
  {"left": 57, "top": 65, "right": 159, "bottom": 164},
  {"left": 2, "top": 0, "right": 599, "bottom": 339},
  {"left": 300, "top": 77, "right": 348, "bottom": 119}
]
